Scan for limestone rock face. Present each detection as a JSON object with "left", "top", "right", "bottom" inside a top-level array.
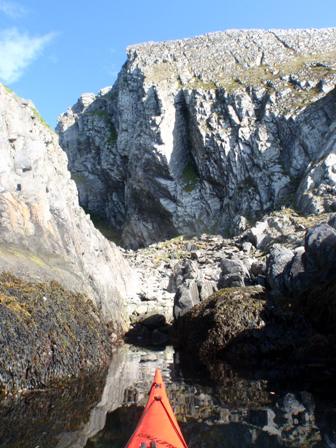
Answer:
[
  {"left": 57, "top": 29, "right": 336, "bottom": 248},
  {"left": 0, "top": 85, "right": 136, "bottom": 333}
]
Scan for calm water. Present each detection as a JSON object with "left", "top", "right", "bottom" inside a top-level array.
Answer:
[{"left": 0, "top": 344, "right": 336, "bottom": 448}]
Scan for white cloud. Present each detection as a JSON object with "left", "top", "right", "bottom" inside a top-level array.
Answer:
[
  {"left": 0, "top": 0, "right": 26, "bottom": 18},
  {"left": 0, "top": 28, "right": 55, "bottom": 83}
]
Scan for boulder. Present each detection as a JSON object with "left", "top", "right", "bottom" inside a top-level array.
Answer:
[
  {"left": 141, "top": 313, "right": 166, "bottom": 330},
  {"left": 244, "top": 221, "right": 269, "bottom": 249},
  {"left": 174, "top": 286, "right": 266, "bottom": 361},
  {"left": 266, "top": 245, "right": 294, "bottom": 294},
  {"left": 151, "top": 329, "right": 170, "bottom": 346},
  {"left": 198, "top": 279, "right": 216, "bottom": 300},
  {"left": 304, "top": 223, "right": 336, "bottom": 282},
  {"left": 266, "top": 223, "right": 336, "bottom": 297},
  {"left": 282, "top": 247, "right": 307, "bottom": 295},
  {"left": 168, "top": 260, "right": 199, "bottom": 293},
  {"left": 173, "top": 280, "right": 200, "bottom": 319},
  {"left": 0, "top": 273, "right": 112, "bottom": 394},
  {"left": 218, "top": 258, "right": 250, "bottom": 288},
  {"left": 173, "top": 285, "right": 318, "bottom": 368}
]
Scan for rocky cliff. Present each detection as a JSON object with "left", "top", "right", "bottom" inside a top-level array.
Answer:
[
  {"left": 57, "top": 28, "right": 336, "bottom": 248},
  {"left": 0, "top": 85, "right": 136, "bottom": 333}
]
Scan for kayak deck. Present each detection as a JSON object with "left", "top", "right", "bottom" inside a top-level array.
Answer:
[{"left": 125, "top": 369, "right": 188, "bottom": 448}]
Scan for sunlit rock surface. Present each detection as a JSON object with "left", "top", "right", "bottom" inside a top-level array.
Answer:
[
  {"left": 0, "top": 85, "right": 136, "bottom": 332},
  {"left": 58, "top": 29, "right": 336, "bottom": 248}
]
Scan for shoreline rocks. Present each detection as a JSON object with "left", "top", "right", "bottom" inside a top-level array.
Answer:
[{"left": 0, "top": 273, "right": 112, "bottom": 395}]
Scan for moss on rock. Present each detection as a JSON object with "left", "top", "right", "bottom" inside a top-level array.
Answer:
[
  {"left": 292, "top": 279, "right": 336, "bottom": 337},
  {"left": 174, "top": 286, "right": 266, "bottom": 361},
  {"left": 0, "top": 273, "right": 112, "bottom": 395},
  {"left": 173, "top": 285, "right": 326, "bottom": 369}
]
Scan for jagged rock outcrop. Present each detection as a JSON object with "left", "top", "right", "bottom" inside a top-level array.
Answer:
[
  {"left": 57, "top": 29, "right": 336, "bottom": 248},
  {"left": 125, "top": 233, "right": 259, "bottom": 324},
  {"left": 266, "top": 221, "right": 336, "bottom": 297},
  {"left": 124, "top": 208, "right": 330, "bottom": 326},
  {"left": 0, "top": 85, "right": 136, "bottom": 333}
]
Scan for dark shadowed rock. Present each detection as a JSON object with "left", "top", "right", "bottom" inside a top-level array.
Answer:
[
  {"left": 151, "top": 329, "right": 170, "bottom": 346},
  {"left": 304, "top": 223, "right": 336, "bottom": 282},
  {"left": 218, "top": 258, "right": 250, "bottom": 288},
  {"left": 266, "top": 245, "right": 294, "bottom": 294},
  {"left": 141, "top": 313, "right": 166, "bottom": 330},
  {"left": 173, "top": 280, "right": 200, "bottom": 319}
]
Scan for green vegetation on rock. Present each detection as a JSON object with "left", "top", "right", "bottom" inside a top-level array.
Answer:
[
  {"left": 31, "top": 107, "right": 51, "bottom": 129},
  {"left": 3, "top": 84, "right": 14, "bottom": 94},
  {"left": 0, "top": 273, "right": 111, "bottom": 395},
  {"left": 182, "top": 160, "right": 199, "bottom": 192},
  {"left": 88, "top": 109, "right": 118, "bottom": 145}
]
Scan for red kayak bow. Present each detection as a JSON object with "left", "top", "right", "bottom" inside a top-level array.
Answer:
[{"left": 125, "top": 368, "right": 188, "bottom": 448}]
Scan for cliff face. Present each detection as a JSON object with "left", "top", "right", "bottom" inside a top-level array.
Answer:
[
  {"left": 57, "top": 29, "right": 336, "bottom": 248},
  {"left": 0, "top": 85, "right": 135, "bottom": 333}
]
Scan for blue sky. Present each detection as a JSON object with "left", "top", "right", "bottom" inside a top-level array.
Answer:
[{"left": 0, "top": 0, "right": 335, "bottom": 127}]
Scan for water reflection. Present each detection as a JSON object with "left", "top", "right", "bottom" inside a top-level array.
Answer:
[{"left": 0, "top": 345, "right": 336, "bottom": 447}]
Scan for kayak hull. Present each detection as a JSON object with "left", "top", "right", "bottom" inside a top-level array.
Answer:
[{"left": 125, "top": 369, "right": 188, "bottom": 448}]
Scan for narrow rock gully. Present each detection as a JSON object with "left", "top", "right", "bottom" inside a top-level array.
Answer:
[{"left": 1, "top": 343, "right": 336, "bottom": 448}]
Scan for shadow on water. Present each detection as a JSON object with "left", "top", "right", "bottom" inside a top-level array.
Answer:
[{"left": 1, "top": 344, "right": 336, "bottom": 448}]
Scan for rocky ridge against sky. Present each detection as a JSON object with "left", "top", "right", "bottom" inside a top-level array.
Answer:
[{"left": 57, "top": 28, "right": 336, "bottom": 248}]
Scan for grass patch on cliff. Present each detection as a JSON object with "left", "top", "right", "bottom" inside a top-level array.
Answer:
[
  {"left": 87, "top": 109, "right": 118, "bottom": 145},
  {"left": 186, "top": 77, "right": 218, "bottom": 90},
  {"left": 269, "top": 207, "right": 331, "bottom": 231},
  {"left": 3, "top": 84, "right": 14, "bottom": 94},
  {"left": 107, "top": 125, "right": 118, "bottom": 145},
  {"left": 182, "top": 160, "right": 199, "bottom": 192},
  {"left": 91, "top": 109, "right": 109, "bottom": 119},
  {"left": 275, "top": 51, "right": 336, "bottom": 77},
  {"left": 31, "top": 107, "right": 51, "bottom": 129},
  {"left": 181, "top": 51, "right": 336, "bottom": 98}
]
